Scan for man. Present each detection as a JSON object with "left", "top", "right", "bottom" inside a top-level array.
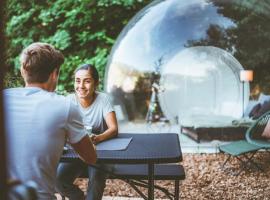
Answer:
[{"left": 4, "top": 42, "right": 96, "bottom": 200}]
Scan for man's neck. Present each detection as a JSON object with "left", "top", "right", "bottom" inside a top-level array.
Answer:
[{"left": 25, "top": 83, "right": 53, "bottom": 92}]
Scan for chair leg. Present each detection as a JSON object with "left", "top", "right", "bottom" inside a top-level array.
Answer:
[
  {"left": 233, "top": 151, "right": 264, "bottom": 175},
  {"left": 235, "top": 151, "right": 261, "bottom": 170},
  {"left": 221, "top": 153, "right": 262, "bottom": 176},
  {"left": 221, "top": 155, "right": 231, "bottom": 170},
  {"left": 243, "top": 153, "right": 264, "bottom": 172},
  {"left": 234, "top": 158, "right": 247, "bottom": 176},
  {"left": 174, "top": 180, "right": 179, "bottom": 200}
]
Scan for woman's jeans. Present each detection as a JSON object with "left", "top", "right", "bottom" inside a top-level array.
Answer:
[{"left": 56, "top": 162, "right": 113, "bottom": 200}]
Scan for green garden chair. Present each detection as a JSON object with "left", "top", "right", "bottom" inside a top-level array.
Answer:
[
  {"left": 219, "top": 111, "right": 270, "bottom": 175},
  {"left": 246, "top": 111, "right": 270, "bottom": 149}
]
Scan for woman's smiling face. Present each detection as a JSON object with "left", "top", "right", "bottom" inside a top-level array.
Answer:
[{"left": 74, "top": 69, "right": 97, "bottom": 99}]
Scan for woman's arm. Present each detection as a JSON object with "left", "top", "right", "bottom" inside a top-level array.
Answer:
[{"left": 91, "top": 111, "right": 118, "bottom": 144}]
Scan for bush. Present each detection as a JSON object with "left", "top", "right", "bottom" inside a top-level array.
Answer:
[{"left": 5, "top": 0, "right": 151, "bottom": 92}]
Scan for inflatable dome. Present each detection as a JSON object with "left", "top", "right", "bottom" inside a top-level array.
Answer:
[
  {"left": 104, "top": 0, "right": 270, "bottom": 122},
  {"left": 159, "top": 46, "right": 245, "bottom": 122}
]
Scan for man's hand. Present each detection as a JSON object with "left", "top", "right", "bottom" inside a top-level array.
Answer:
[
  {"left": 90, "top": 134, "right": 101, "bottom": 144},
  {"left": 71, "top": 135, "right": 97, "bottom": 164}
]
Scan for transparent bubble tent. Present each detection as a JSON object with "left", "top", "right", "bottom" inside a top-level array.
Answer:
[{"left": 105, "top": 0, "right": 270, "bottom": 123}]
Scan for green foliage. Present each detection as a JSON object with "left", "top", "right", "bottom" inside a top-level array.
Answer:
[
  {"left": 43, "top": 30, "right": 71, "bottom": 51},
  {"left": 3, "top": 71, "right": 24, "bottom": 88},
  {"left": 5, "top": 0, "right": 151, "bottom": 91},
  {"left": 5, "top": 0, "right": 270, "bottom": 95}
]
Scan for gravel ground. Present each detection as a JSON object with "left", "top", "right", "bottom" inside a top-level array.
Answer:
[{"left": 73, "top": 152, "right": 270, "bottom": 200}]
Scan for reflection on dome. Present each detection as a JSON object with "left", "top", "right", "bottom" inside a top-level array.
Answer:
[
  {"left": 159, "top": 46, "right": 247, "bottom": 122},
  {"left": 105, "top": 0, "right": 270, "bottom": 122}
]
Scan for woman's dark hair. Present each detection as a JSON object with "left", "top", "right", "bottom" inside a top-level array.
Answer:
[{"left": 75, "top": 64, "right": 99, "bottom": 83}]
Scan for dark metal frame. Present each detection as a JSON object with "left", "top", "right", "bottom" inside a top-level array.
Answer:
[
  {"left": 220, "top": 151, "right": 264, "bottom": 176},
  {"left": 61, "top": 133, "right": 183, "bottom": 200},
  {"left": 61, "top": 163, "right": 183, "bottom": 200},
  {"left": 220, "top": 111, "right": 270, "bottom": 175}
]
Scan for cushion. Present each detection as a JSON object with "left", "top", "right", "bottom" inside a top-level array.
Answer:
[
  {"left": 253, "top": 100, "right": 270, "bottom": 119},
  {"left": 258, "top": 93, "right": 270, "bottom": 104},
  {"left": 262, "top": 120, "right": 270, "bottom": 139},
  {"left": 244, "top": 100, "right": 259, "bottom": 117},
  {"left": 248, "top": 103, "right": 261, "bottom": 119}
]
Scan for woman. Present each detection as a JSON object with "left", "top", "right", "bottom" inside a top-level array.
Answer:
[{"left": 56, "top": 64, "right": 118, "bottom": 200}]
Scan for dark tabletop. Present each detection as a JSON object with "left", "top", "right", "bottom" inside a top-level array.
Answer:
[{"left": 61, "top": 133, "right": 182, "bottom": 164}]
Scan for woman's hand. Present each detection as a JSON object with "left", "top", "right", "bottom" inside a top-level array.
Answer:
[{"left": 89, "top": 111, "right": 118, "bottom": 144}]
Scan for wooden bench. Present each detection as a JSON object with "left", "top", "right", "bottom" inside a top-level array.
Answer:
[{"left": 61, "top": 164, "right": 185, "bottom": 200}]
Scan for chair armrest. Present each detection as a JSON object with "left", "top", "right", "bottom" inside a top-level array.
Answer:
[{"left": 246, "top": 111, "right": 270, "bottom": 148}]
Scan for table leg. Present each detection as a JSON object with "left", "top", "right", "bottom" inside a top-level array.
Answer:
[{"left": 148, "top": 163, "right": 154, "bottom": 200}]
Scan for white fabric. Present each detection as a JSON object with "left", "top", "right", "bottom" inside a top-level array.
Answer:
[
  {"left": 179, "top": 114, "right": 254, "bottom": 129},
  {"left": 4, "top": 87, "right": 86, "bottom": 200},
  {"left": 258, "top": 93, "right": 270, "bottom": 104},
  {"left": 243, "top": 100, "right": 258, "bottom": 117},
  {"left": 68, "top": 92, "right": 114, "bottom": 134},
  {"left": 179, "top": 114, "right": 235, "bottom": 128}
]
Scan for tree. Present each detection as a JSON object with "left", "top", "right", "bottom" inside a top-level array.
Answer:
[
  {"left": 5, "top": 0, "right": 151, "bottom": 92},
  {"left": 187, "top": 0, "right": 270, "bottom": 94}
]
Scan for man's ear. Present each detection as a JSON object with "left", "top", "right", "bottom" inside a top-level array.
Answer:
[
  {"left": 20, "top": 66, "right": 26, "bottom": 79},
  {"left": 51, "top": 68, "right": 59, "bottom": 81}
]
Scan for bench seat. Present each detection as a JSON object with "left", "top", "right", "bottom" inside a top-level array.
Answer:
[
  {"left": 110, "top": 164, "right": 185, "bottom": 180},
  {"left": 61, "top": 164, "right": 185, "bottom": 200}
]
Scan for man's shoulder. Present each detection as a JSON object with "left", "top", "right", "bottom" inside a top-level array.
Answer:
[
  {"left": 3, "top": 87, "right": 38, "bottom": 98},
  {"left": 4, "top": 87, "right": 23, "bottom": 94},
  {"left": 4, "top": 87, "right": 71, "bottom": 106},
  {"left": 33, "top": 90, "right": 68, "bottom": 103}
]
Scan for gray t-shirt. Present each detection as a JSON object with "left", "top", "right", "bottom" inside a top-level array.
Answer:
[
  {"left": 4, "top": 87, "right": 86, "bottom": 200},
  {"left": 68, "top": 92, "right": 114, "bottom": 134}
]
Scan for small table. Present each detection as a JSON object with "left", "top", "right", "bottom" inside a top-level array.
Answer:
[{"left": 61, "top": 133, "right": 183, "bottom": 200}]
